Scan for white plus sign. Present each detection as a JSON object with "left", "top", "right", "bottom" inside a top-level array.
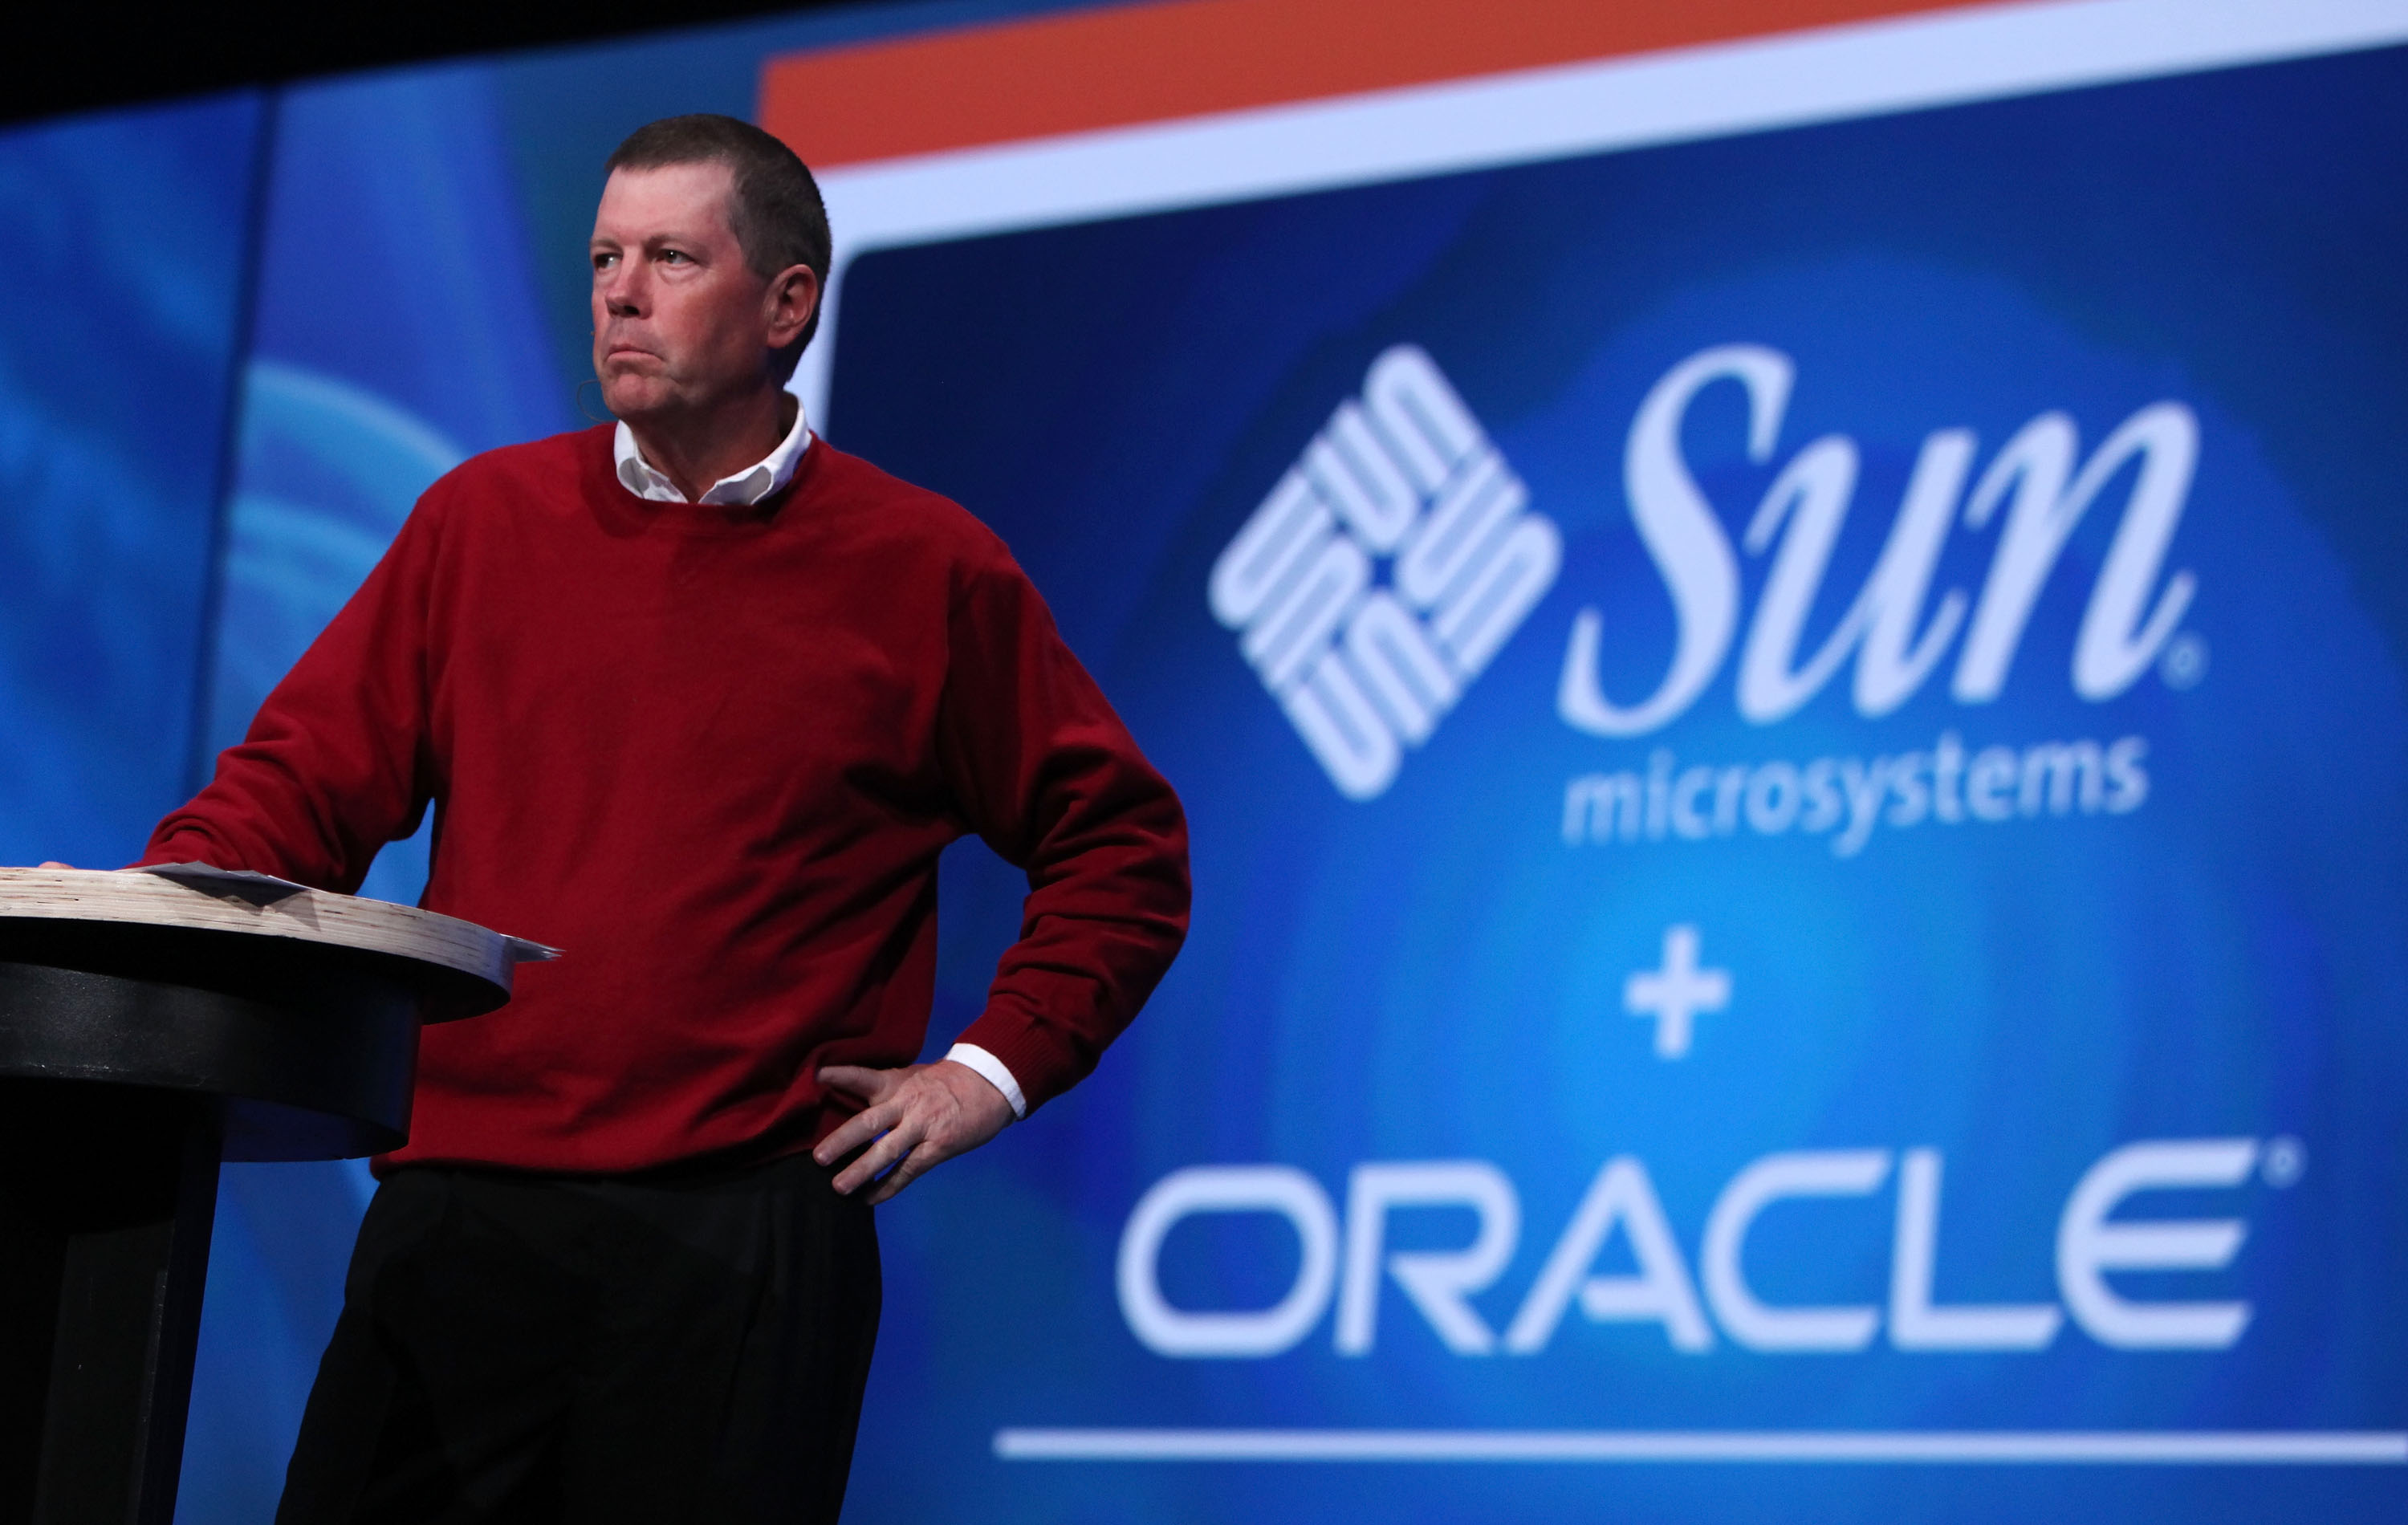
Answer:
[{"left": 1624, "top": 925, "right": 1730, "bottom": 1059}]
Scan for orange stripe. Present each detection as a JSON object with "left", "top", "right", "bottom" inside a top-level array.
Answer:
[{"left": 761, "top": 0, "right": 1995, "bottom": 169}]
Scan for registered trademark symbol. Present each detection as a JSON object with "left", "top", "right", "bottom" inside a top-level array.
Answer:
[
  {"left": 2159, "top": 632, "right": 2209, "bottom": 689},
  {"left": 2262, "top": 1136, "right": 2307, "bottom": 1189}
]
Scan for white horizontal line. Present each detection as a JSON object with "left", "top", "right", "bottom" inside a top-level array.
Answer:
[
  {"left": 819, "top": 0, "right": 2408, "bottom": 258},
  {"left": 796, "top": 0, "right": 2408, "bottom": 425},
  {"left": 993, "top": 1428, "right": 2408, "bottom": 1465}
]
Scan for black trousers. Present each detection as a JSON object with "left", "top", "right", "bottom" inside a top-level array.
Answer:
[{"left": 275, "top": 1152, "right": 881, "bottom": 1525}]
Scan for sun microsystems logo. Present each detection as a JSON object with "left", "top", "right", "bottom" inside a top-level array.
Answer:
[{"left": 1210, "top": 347, "right": 1563, "bottom": 800}]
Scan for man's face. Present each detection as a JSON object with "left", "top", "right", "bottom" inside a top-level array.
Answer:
[{"left": 588, "top": 162, "right": 810, "bottom": 424}]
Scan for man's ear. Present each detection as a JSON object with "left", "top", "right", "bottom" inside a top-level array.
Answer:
[{"left": 766, "top": 264, "right": 820, "bottom": 351}]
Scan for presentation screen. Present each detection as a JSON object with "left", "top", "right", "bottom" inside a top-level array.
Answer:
[{"left": 817, "top": 11, "right": 2408, "bottom": 1524}]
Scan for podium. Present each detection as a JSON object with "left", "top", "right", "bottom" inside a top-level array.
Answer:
[{"left": 0, "top": 866, "right": 537, "bottom": 1525}]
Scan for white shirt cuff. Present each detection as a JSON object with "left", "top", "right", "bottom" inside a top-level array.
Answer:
[{"left": 944, "top": 1043, "right": 1025, "bottom": 1119}]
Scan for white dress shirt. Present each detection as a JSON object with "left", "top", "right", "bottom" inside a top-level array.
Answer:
[
  {"left": 611, "top": 400, "right": 815, "bottom": 506},
  {"left": 610, "top": 401, "right": 1027, "bottom": 1120}
]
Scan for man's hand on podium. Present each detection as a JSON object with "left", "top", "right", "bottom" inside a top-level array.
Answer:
[{"left": 812, "top": 1059, "right": 1015, "bottom": 1205}]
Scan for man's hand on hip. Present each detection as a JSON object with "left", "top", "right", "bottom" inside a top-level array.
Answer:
[{"left": 812, "top": 1059, "right": 1014, "bottom": 1204}]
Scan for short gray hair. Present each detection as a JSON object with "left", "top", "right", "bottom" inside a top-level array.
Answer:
[{"left": 606, "top": 113, "right": 831, "bottom": 360}]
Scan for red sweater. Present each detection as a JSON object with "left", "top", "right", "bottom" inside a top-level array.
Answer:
[{"left": 142, "top": 427, "right": 1190, "bottom": 1173}]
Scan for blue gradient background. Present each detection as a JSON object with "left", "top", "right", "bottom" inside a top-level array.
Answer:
[
  {"left": 0, "top": 14, "right": 2400, "bottom": 1524},
  {"left": 0, "top": 96, "right": 259, "bottom": 872},
  {"left": 830, "top": 45, "right": 2408, "bottom": 1524}
]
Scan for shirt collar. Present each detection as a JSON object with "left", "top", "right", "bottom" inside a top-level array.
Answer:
[{"left": 612, "top": 393, "right": 813, "bottom": 506}]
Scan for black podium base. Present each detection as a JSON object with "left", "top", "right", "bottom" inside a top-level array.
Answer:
[
  {"left": 0, "top": 871, "right": 513, "bottom": 1525},
  {"left": 0, "top": 1080, "right": 220, "bottom": 1525},
  {"left": 0, "top": 951, "right": 425, "bottom": 1525}
]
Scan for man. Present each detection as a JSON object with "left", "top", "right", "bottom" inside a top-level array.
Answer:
[{"left": 133, "top": 115, "right": 1190, "bottom": 1522}]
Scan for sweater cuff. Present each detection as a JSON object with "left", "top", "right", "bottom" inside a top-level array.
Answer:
[
  {"left": 943, "top": 1043, "right": 1025, "bottom": 1119},
  {"left": 953, "top": 1006, "right": 1086, "bottom": 1116},
  {"left": 130, "top": 832, "right": 222, "bottom": 870}
]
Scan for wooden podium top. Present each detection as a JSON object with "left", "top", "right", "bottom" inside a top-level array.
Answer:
[
  {"left": 0, "top": 866, "right": 560, "bottom": 1157},
  {"left": 0, "top": 865, "right": 551, "bottom": 1011}
]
